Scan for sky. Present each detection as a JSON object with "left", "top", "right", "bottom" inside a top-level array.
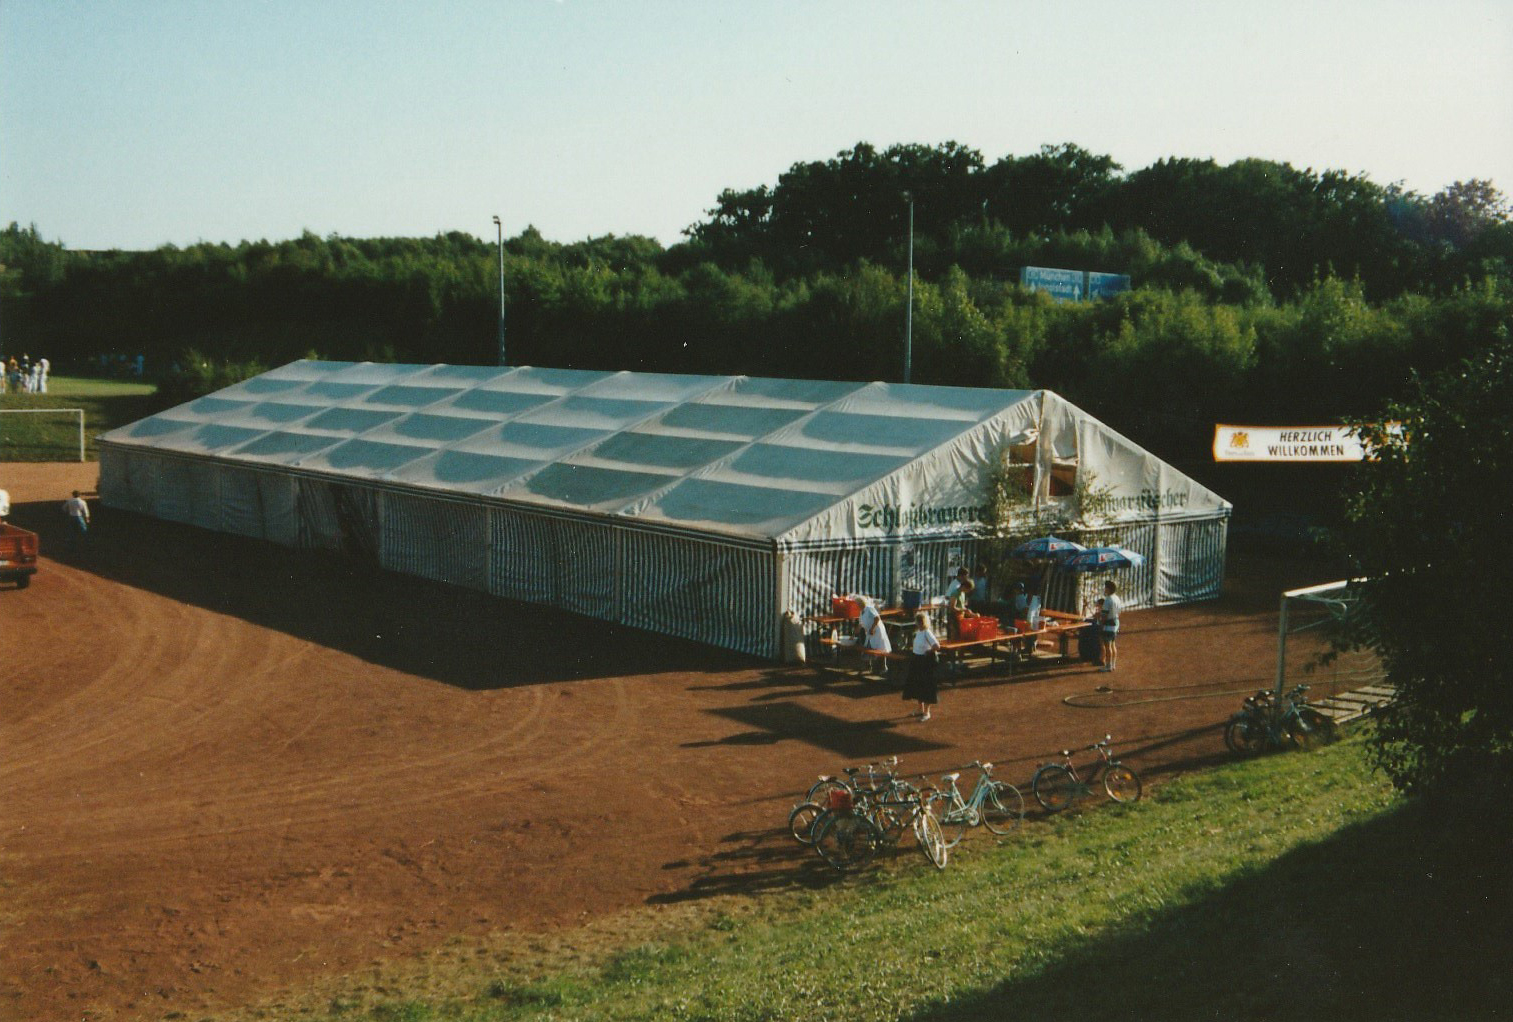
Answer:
[{"left": 3, "top": 0, "right": 1511, "bottom": 252}]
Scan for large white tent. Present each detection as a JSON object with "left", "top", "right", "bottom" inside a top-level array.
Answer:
[{"left": 98, "top": 361, "right": 1231, "bottom": 658}]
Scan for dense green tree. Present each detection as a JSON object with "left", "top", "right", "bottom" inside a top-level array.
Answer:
[
  {"left": 979, "top": 143, "right": 1122, "bottom": 235},
  {"left": 1337, "top": 333, "right": 1513, "bottom": 795}
]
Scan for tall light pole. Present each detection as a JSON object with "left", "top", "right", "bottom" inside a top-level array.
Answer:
[
  {"left": 902, "top": 191, "right": 914, "bottom": 385},
  {"left": 492, "top": 214, "right": 506, "bottom": 366}
]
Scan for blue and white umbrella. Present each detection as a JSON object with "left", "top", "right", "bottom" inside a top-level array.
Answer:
[
  {"left": 1063, "top": 545, "right": 1146, "bottom": 572},
  {"left": 1009, "top": 536, "right": 1086, "bottom": 561}
]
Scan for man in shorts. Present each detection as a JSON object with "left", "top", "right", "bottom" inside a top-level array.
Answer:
[{"left": 1099, "top": 580, "right": 1122, "bottom": 672}]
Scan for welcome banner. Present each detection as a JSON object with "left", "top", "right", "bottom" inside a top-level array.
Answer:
[{"left": 1213, "top": 425, "right": 1368, "bottom": 462}]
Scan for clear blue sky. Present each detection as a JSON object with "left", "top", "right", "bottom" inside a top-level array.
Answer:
[{"left": 4, "top": 0, "right": 1511, "bottom": 251}]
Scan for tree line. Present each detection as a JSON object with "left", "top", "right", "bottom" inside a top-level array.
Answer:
[{"left": 2, "top": 141, "right": 1510, "bottom": 467}]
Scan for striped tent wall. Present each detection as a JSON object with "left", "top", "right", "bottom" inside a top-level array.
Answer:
[
  {"left": 1040, "top": 515, "right": 1229, "bottom": 617},
  {"left": 382, "top": 493, "right": 490, "bottom": 592},
  {"left": 487, "top": 508, "right": 615, "bottom": 617},
  {"left": 620, "top": 531, "right": 776, "bottom": 658},
  {"left": 780, "top": 536, "right": 990, "bottom": 619}
]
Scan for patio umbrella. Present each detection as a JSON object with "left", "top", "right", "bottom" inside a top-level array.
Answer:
[
  {"left": 1063, "top": 545, "right": 1146, "bottom": 573},
  {"left": 1009, "top": 536, "right": 1086, "bottom": 561}
]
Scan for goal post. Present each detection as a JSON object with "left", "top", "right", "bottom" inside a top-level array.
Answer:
[
  {"left": 1276, "top": 578, "right": 1388, "bottom": 709},
  {"left": 0, "top": 407, "right": 87, "bottom": 462}
]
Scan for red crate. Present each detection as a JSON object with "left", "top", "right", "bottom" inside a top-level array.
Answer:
[
  {"left": 959, "top": 616, "right": 999, "bottom": 641},
  {"left": 831, "top": 596, "right": 862, "bottom": 619}
]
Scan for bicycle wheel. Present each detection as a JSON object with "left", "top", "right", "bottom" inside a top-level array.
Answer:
[
  {"left": 788, "top": 801, "right": 825, "bottom": 845},
  {"left": 806, "top": 778, "right": 849, "bottom": 805},
  {"left": 1032, "top": 764, "right": 1078, "bottom": 813},
  {"left": 1224, "top": 717, "right": 1267, "bottom": 756},
  {"left": 981, "top": 780, "right": 1024, "bottom": 834},
  {"left": 1299, "top": 708, "right": 1339, "bottom": 746},
  {"left": 913, "top": 809, "right": 949, "bottom": 870},
  {"left": 813, "top": 813, "right": 884, "bottom": 872},
  {"left": 1104, "top": 764, "right": 1143, "bottom": 803},
  {"left": 926, "top": 791, "right": 970, "bottom": 848}
]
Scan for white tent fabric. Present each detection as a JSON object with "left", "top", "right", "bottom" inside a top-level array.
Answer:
[{"left": 99, "top": 361, "right": 1231, "bottom": 657}]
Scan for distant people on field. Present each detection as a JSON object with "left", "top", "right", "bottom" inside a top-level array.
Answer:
[{"left": 2, "top": 354, "right": 52, "bottom": 393}]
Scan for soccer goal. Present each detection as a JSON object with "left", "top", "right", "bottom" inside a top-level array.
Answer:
[
  {"left": 0, "top": 407, "right": 87, "bottom": 461},
  {"left": 1277, "top": 579, "right": 1392, "bottom": 721}
]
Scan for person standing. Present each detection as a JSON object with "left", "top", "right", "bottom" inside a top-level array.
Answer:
[
  {"left": 1099, "top": 580, "right": 1122, "bottom": 672},
  {"left": 62, "top": 490, "right": 90, "bottom": 536},
  {"left": 856, "top": 596, "right": 893, "bottom": 676},
  {"left": 37, "top": 356, "right": 49, "bottom": 393},
  {"left": 903, "top": 610, "right": 942, "bottom": 720},
  {"left": 947, "top": 578, "right": 976, "bottom": 639},
  {"left": 972, "top": 561, "right": 991, "bottom": 606},
  {"left": 943, "top": 566, "right": 970, "bottom": 605}
]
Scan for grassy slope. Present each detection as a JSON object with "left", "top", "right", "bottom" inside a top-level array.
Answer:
[
  {"left": 227, "top": 737, "right": 1513, "bottom": 1022},
  {"left": 0, "top": 375, "right": 159, "bottom": 460}
]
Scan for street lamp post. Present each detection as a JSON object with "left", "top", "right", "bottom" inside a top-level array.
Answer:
[
  {"left": 492, "top": 214, "right": 506, "bottom": 366},
  {"left": 903, "top": 192, "right": 914, "bottom": 385}
]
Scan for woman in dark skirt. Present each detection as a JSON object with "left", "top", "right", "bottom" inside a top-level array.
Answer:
[{"left": 902, "top": 610, "right": 943, "bottom": 721}]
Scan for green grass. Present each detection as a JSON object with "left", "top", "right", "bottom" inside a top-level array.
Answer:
[
  {"left": 0, "top": 375, "right": 160, "bottom": 460},
  {"left": 223, "top": 737, "right": 1513, "bottom": 1021}
]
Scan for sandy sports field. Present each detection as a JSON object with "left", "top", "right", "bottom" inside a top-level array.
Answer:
[{"left": 1, "top": 461, "right": 1340, "bottom": 1020}]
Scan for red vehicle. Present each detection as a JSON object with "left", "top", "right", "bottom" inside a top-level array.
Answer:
[{"left": 1, "top": 520, "right": 39, "bottom": 588}]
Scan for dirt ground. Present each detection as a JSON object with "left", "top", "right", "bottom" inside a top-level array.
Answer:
[{"left": 1, "top": 461, "right": 1347, "bottom": 1021}]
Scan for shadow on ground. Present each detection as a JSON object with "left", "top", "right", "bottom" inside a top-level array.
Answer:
[
  {"left": 905, "top": 796, "right": 1513, "bottom": 1021},
  {"left": 13, "top": 501, "right": 757, "bottom": 690}
]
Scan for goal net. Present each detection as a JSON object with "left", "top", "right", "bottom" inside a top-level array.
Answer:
[
  {"left": 0, "top": 407, "right": 87, "bottom": 462},
  {"left": 1277, "top": 579, "right": 1389, "bottom": 706}
]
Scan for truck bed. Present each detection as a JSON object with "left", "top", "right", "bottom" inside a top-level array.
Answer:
[{"left": 1, "top": 521, "right": 39, "bottom": 587}]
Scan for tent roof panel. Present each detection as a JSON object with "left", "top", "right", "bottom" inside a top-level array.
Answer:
[
  {"left": 587, "top": 431, "right": 745, "bottom": 471},
  {"left": 510, "top": 463, "right": 680, "bottom": 510},
  {"left": 303, "top": 407, "right": 405, "bottom": 434},
  {"left": 445, "top": 388, "right": 557, "bottom": 417},
  {"left": 640, "top": 477, "right": 836, "bottom": 533},
  {"left": 361, "top": 384, "right": 467, "bottom": 409}
]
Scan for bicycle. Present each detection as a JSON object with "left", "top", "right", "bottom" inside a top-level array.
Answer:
[
  {"left": 1031, "top": 735, "right": 1142, "bottom": 813},
  {"left": 789, "top": 757, "right": 918, "bottom": 846},
  {"left": 808, "top": 775, "right": 948, "bottom": 871},
  {"left": 926, "top": 761, "right": 1024, "bottom": 848},
  {"left": 1224, "top": 684, "right": 1337, "bottom": 755}
]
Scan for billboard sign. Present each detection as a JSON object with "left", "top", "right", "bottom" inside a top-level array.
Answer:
[
  {"left": 1214, "top": 424, "right": 1369, "bottom": 462},
  {"left": 1020, "top": 266, "right": 1131, "bottom": 303},
  {"left": 1020, "top": 266, "right": 1085, "bottom": 302},
  {"left": 1086, "top": 271, "right": 1132, "bottom": 300}
]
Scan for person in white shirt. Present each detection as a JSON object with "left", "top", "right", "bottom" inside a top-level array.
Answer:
[
  {"left": 942, "top": 567, "right": 970, "bottom": 605},
  {"left": 63, "top": 490, "right": 90, "bottom": 536},
  {"left": 1099, "top": 580, "right": 1123, "bottom": 672},
  {"left": 0, "top": 488, "right": 11, "bottom": 518},
  {"left": 856, "top": 596, "right": 892, "bottom": 676},
  {"left": 902, "top": 610, "right": 943, "bottom": 720},
  {"left": 36, "top": 357, "right": 49, "bottom": 393}
]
